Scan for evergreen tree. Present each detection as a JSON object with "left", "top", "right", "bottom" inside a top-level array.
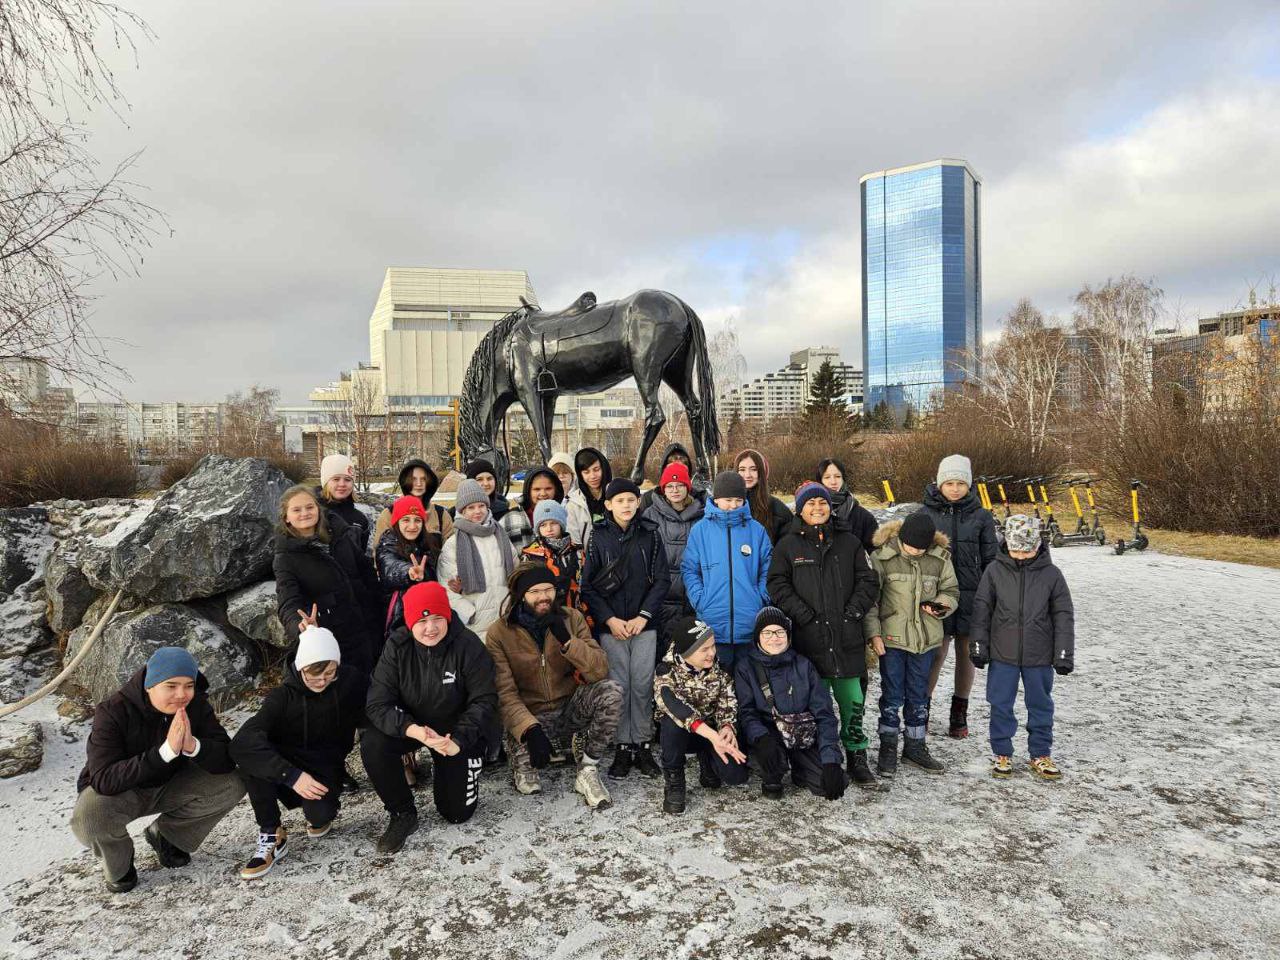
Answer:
[
  {"left": 902, "top": 404, "right": 918, "bottom": 431},
  {"left": 868, "top": 400, "right": 895, "bottom": 432},
  {"left": 800, "top": 360, "right": 851, "bottom": 439}
]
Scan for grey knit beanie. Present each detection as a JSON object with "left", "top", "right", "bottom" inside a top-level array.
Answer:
[{"left": 455, "top": 478, "right": 489, "bottom": 513}]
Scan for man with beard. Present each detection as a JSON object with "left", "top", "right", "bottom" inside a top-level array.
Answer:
[{"left": 485, "top": 563, "right": 622, "bottom": 808}]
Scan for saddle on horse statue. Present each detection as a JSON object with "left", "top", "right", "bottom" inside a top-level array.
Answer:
[{"left": 515, "top": 292, "right": 616, "bottom": 393}]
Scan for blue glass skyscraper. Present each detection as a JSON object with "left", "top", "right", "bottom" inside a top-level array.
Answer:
[{"left": 861, "top": 159, "right": 982, "bottom": 415}]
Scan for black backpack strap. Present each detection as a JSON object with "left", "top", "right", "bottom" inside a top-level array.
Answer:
[{"left": 752, "top": 660, "right": 777, "bottom": 711}]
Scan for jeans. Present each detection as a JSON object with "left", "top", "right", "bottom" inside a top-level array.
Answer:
[
  {"left": 714, "top": 643, "right": 748, "bottom": 673},
  {"left": 878, "top": 646, "right": 938, "bottom": 739},
  {"left": 986, "top": 661, "right": 1055, "bottom": 758}
]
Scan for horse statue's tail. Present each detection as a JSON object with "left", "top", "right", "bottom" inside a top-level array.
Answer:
[{"left": 681, "top": 299, "right": 723, "bottom": 458}]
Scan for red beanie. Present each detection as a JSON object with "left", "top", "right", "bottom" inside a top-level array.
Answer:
[
  {"left": 660, "top": 462, "right": 691, "bottom": 490},
  {"left": 403, "top": 582, "right": 451, "bottom": 627},
  {"left": 391, "top": 495, "right": 425, "bottom": 527}
]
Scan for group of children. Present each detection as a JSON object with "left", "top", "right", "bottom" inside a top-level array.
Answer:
[{"left": 69, "top": 445, "right": 1075, "bottom": 891}]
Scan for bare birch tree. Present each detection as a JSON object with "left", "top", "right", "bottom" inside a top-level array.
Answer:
[{"left": 1071, "top": 276, "right": 1163, "bottom": 434}]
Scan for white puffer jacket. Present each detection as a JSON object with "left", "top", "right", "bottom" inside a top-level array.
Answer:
[{"left": 436, "top": 531, "right": 516, "bottom": 641}]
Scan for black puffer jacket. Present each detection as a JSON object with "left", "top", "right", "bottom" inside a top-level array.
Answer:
[
  {"left": 273, "top": 516, "right": 376, "bottom": 674},
  {"left": 970, "top": 547, "right": 1075, "bottom": 669},
  {"left": 77, "top": 670, "right": 234, "bottom": 796},
  {"left": 766, "top": 521, "right": 880, "bottom": 678},
  {"left": 365, "top": 617, "right": 498, "bottom": 752},
  {"left": 230, "top": 663, "right": 368, "bottom": 788},
  {"left": 918, "top": 484, "right": 999, "bottom": 636},
  {"left": 579, "top": 515, "right": 671, "bottom": 633},
  {"left": 318, "top": 489, "right": 371, "bottom": 553}
]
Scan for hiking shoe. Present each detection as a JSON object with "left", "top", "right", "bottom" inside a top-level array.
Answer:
[
  {"left": 991, "top": 755, "right": 1013, "bottom": 779},
  {"left": 306, "top": 820, "right": 333, "bottom": 839},
  {"left": 902, "top": 737, "right": 946, "bottom": 774},
  {"left": 697, "top": 750, "right": 723, "bottom": 789},
  {"left": 240, "top": 828, "right": 288, "bottom": 879},
  {"left": 847, "top": 748, "right": 885, "bottom": 790},
  {"left": 608, "top": 745, "right": 633, "bottom": 780},
  {"left": 633, "top": 742, "right": 661, "bottom": 779},
  {"left": 376, "top": 809, "right": 419, "bottom": 855},
  {"left": 1029, "top": 756, "right": 1062, "bottom": 781},
  {"left": 509, "top": 740, "right": 542, "bottom": 795},
  {"left": 948, "top": 696, "right": 969, "bottom": 739},
  {"left": 105, "top": 862, "right": 138, "bottom": 894},
  {"left": 877, "top": 734, "right": 899, "bottom": 779},
  {"left": 144, "top": 823, "right": 191, "bottom": 868},
  {"left": 575, "top": 761, "right": 612, "bottom": 810},
  {"left": 663, "top": 767, "right": 687, "bottom": 814},
  {"left": 761, "top": 781, "right": 784, "bottom": 800}
]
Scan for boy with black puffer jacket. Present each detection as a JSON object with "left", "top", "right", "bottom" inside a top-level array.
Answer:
[
  {"left": 919, "top": 454, "right": 999, "bottom": 739},
  {"left": 230, "top": 626, "right": 369, "bottom": 879},
  {"left": 734, "top": 607, "right": 846, "bottom": 802},
  {"left": 969, "top": 514, "right": 1075, "bottom": 781}
]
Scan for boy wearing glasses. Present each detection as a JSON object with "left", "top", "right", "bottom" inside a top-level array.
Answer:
[{"left": 230, "top": 626, "right": 369, "bottom": 878}]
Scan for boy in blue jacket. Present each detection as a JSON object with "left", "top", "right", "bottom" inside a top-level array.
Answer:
[{"left": 682, "top": 471, "right": 772, "bottom": 673}]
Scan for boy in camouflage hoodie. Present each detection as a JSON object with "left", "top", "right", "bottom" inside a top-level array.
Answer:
[
  {"left": 865, "top": 511, "right": 959, "bottom": 778},
  {"left": 653, "top": 616, "right": 748, "bottom": 814}
]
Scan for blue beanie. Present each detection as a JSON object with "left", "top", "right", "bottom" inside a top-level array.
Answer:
[
  {"left": 144, "top": 647, "right": 199, "bottom": 689},
  {"left": 794, "top": 481, "right": 833, "bottom": 516},
  {"left": 533, "top": 498, "right": 568, "bottom": 535}
]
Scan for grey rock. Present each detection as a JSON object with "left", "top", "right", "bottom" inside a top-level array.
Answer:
[
  {"left": 67, "top": 601, "right": 258, "bottom": 706},
  {"left": 0, "top": 721, "right": 44, "bottom": 778},
  {"left": 0, "top": 576, "right": 53, "bottom": 660},
  {"left": 0, "top": 507, "right": 52, "bottom": 595},
  {"left": 77, "top": 455, "right": 291, "bottom": 602},
  {"left": 0, "top": 648, "right": 57, "bottom": 704},
  {"left": 43, "top": 550, "right": 100, "bottom": 635},
  {"left": 225, "top": 581, "right": 289, "bottom": 648}
]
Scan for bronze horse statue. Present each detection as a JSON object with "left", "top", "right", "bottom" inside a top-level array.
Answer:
[{"left": 458, "top": 289, "right": 721, "bottom": 488}]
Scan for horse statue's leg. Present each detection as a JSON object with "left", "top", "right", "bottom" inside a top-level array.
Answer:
[
  {"left": 511, "top": 369, "right": 554, "bottom": 471},
  {"left": 537, "top": 391, "right": 557, "bottom": 465},
  {"left": 630, "top": 370, "right": 667, "bottom": 484},
  {"left": 662, "top": 347, "right": 709, "bottom": 482}
]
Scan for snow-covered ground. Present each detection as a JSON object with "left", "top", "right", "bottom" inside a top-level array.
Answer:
[{"left": 1, "top": 545, "right": 1277, "bottom": 959}]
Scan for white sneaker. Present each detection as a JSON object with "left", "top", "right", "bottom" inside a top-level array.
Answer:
[
  {"left": 574, "top": 761, "right": 612, "bottom": 810},
  {"left": 510, "top": 747, "right": 542, "bottom": 795}
]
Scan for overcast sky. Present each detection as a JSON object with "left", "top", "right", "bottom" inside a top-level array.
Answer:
[{"left": 79, "top": 0, "right": 1280, "bottom": 403}]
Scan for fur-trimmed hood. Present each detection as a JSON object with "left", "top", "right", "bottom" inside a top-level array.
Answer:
[{"left": 872, "top": 518, "right": 951, "bottom": 552}]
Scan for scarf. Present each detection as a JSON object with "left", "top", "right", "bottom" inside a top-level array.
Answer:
[
  {"left": 540, "top": 533, "right": 573, "bottom": 555},
  {"left": 515, "top": 603, "right": 558, "bottom": 652},
  {"left": 453, "top": 514, "right": 514, "bottom": 594}
]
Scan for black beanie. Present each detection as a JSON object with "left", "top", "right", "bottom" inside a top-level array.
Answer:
[
  {"left": 899, "top": 510, "right": 937, "bottom": 550},
  {"left": 604, "top": 478, "right": 641, "bottom": 501},
  {"left": 753, "top": 606, "right": 792, "bottom": 646},
  {"left": 670, "top": 616, "right": 715, "bottom": 657},
  {"left": 464, "top": 459, "right": 496, "bottom": 480},
  {"left": 512, "top": 564, "right": 557, "bottom": 604},
  {"left": 712, "top": 470, "right": 747, "bottom": 501}
]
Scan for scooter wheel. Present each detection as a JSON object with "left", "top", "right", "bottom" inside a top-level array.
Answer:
[
  {"left": 1135, "top": 534, "right": 1149, "bottom": 551},
  {"left": 1052, "top": 532, "right": 1066, "bottom": 548},
  {"left": 1095, "top": 528, "right": 1107, "bottom": 546},
  {"left": 1114, "top": 540, "right": 1126, "bottom": 555}
]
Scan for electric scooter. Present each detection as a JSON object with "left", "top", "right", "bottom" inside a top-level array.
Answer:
[
  {"left": 975, "top": 476, "right": 994, "bottom": 511},
  {"left": 991, "top": 476, "right": 1013, "bottom": 519},
  {"left": 879, "top": 475, "right": 897, "bottom": 509},
  {"left": 1113, "top": 480, "right": 1150, "bottom": 554},
  {"left": 1055, "top": 477, "right": 1107, "bottom": 546},
  {"left": 1035, "top": 476, "right": 1066, "bottom": 547},
  {"left": 1081, "top": 476, "right": 1106, "bottom": 544}
]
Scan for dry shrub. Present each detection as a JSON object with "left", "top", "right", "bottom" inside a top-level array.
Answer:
[
  {"left": 0, "top": 418, "right": 137, "bottom": 506},
  {"left": 1098, "top": 388, "right": 1280, "bottom": 536},
  {"left": 856, "top": 406, "right": 1067, "bottom": 504}
]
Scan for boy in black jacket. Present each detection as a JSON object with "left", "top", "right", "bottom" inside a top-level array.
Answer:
[
  {"left": 580, "top": 478, "right": 670, "bottom": 781},
  {"left": 970, "top": 515, "right": 1075, "bottom": 780},
  {"left": 230, "top": 626, "right": 369, "bottom": 879},
  {"left": 361, "top": 581, "right": 498, "bottom": 855},
  {"left": 71, "top": 647, "right": 245, "bottom": 893}
]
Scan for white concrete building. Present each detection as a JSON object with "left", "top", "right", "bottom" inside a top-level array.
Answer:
[{"left": 720, "top": 346, "right": 863, "bottom": 423}]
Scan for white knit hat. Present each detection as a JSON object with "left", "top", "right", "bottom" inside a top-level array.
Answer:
[
  {"left": 936, "top": 454, "right": 972, "bottom": 488},
  {"left": 320, "top": 454, "right": 354, "bottom": 489},
  {"left": 295, "top": 626, "right": 341, "bottom": 670}
]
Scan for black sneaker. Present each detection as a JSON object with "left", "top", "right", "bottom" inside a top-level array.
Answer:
[
  {"left": 376, "top": 809, "right": 419, "bottom": 855},
  {"left": 662, "top": 767, "right": 686, "bottom": 814},
  {"left": 608, "top": 745, "right": 633, "bottom": 780},
  {"left": 761, "top": 781, "right": 784, "bottom": 800},
  {"left": 144, "top": 823, "right": 191, "bottom": 868},
  {"left": 697, "top": 750, "right": 723, "bottom": 789},
  {"left": 105, "top": 862, "right": 138, "bottom": 893},
  {"left": 847, "top": 748, "right": 885, "bottom": 790},
  {"left": 902, "top": 737, "right": 946, "bottom": 774},
  {"left": 877, "top": 734, "right": 899, "bottom": 779},
  {"left": 632, "top": 742, "right": 661, "bottom": 779}
]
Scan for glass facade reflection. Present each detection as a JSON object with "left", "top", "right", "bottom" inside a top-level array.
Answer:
[{"left": 861, "top": 160, "right": 982, "bottom": 415}]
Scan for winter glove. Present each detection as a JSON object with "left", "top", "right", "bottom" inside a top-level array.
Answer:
[
  {"left": 842, "top": 605, "right": 864, "bottom": 622},
  {"left": 1054, "top": 658, "right": 1074, "bottom": 677},
  {"left": 548, "top": 618, "right": 571, "bottom": 647},
  {"left": 522, "top": 725, "right": 553, "bottom": 769},
  {"left": 821, "top": 762, "right": 847, "bottom": 801},
  {"left": 969, "top": 637, "right": 988, "bottom": 670},
  {"left": 752, "top": 731, "right": 786, "bottom": 774}
]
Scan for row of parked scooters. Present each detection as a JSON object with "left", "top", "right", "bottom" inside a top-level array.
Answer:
[{"left": 876, "top": 475, "right": 1149, "bottom": 556}]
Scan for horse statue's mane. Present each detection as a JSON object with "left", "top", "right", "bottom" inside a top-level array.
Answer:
[{"left": 458, "top": 306, "right": 527, "bottom": 449}]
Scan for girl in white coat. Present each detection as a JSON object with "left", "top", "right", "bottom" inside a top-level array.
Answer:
[{"left": 436, "top": 479, "right": 517, "bottom": 641}]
